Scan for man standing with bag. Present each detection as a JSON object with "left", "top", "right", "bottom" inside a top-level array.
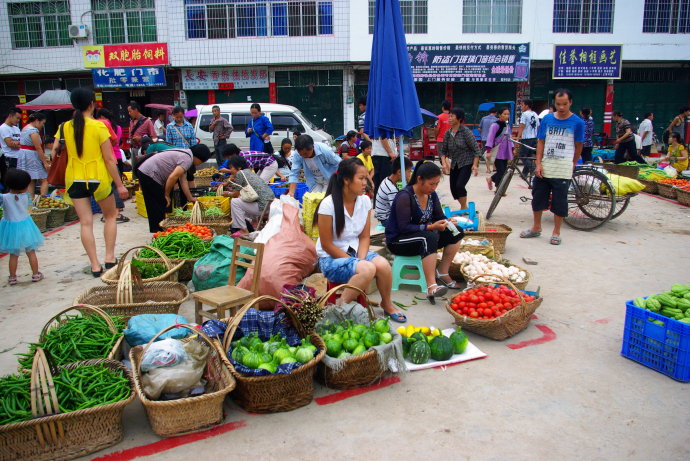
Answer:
[
  {"left": 166, "top": 106, "right": 198, "bottom": 149},
  {"left": 127, "top": 102, "right": 157, "bottom": 158},
  {"left": 209, "top": 105, "right": 233, "bottom": 165}
]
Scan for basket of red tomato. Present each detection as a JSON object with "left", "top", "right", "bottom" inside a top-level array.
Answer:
[{"left": 445, "top": 273, "right": 542, "bottom": 340}]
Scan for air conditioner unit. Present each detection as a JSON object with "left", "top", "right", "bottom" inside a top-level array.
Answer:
[{"left": 68, "top": 24, "right": 88, "bottom": 39}]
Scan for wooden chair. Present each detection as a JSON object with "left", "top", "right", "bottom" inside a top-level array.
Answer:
[{"left": 193, "top": 238, "right": 265, "bottom": 323}]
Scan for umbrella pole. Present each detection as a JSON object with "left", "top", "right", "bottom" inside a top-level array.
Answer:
[{"left": 399, "top": 136, "right": 407, "bottom": 188}]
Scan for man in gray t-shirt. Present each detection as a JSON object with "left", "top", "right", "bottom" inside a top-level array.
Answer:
[{"left": 478, "top": 108, "right": 498, "bottom": 142}]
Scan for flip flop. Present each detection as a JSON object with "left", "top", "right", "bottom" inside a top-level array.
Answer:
[
  {"left": 520, "top": 229, "right": 541, "bottom": 238},
  {"left": 486, "top": 177, "right": 493, "bottom": 191},
  {"left": 389, "top": 312, "right": 407, "bottom": 323},
  {"left": 550, "top": 235, "right": 562, "bottom": 245}
]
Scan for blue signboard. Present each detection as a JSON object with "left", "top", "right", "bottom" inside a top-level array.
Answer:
[
  {"left": 553, "top": 45, "right": 622, "bottom": 79},
  {"left": 92, "top": 66, "right": 166, "bottom": 88},
  {"left": 407, "top": 43, "right": 530, "bottom": 83}
]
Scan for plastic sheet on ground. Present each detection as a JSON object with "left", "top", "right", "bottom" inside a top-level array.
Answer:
[{"left": 404, "top": 328, "right": 487, "bottom": 371}]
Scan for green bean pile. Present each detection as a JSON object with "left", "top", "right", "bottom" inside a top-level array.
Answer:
[
  {"left": 0, "top": 364, "right": 130, "bottom": 425},
  {"left": 140, "top": 232, "right": 211, "bottom": 259},
  {"left": 17, "top": 314, "right": 125, "bottom": 370}
]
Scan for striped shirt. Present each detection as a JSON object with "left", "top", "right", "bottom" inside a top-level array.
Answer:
[{"left": 374, "top": 177, "right": 398, "bottom": 222}]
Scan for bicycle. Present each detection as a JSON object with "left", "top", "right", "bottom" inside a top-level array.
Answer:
[{"left": 486, "top": 139, "right": 537, "bottom": 220}]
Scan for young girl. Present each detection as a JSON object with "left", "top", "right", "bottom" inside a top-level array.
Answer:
[
  {"left": 0, "top": 168, "right": 45, "bottom": 285},
  {"left": 356, "top": 140, "right": 375, "bottom": 198},
  {"left": 276, "top": 138, "right": 294, "bottom": 182},
  {"left": 315, "top": 158, "right": 406, "bottom": 323}
]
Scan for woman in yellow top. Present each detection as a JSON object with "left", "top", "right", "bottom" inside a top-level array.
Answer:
[
  {"left": 664, "top": 133, "right": 689, "bottom": 173},
  {"left": 62, "top": 88, "right": 128, "bottom": 277},
  {"left": 356, "top": 140, "right": 375, "bottom": 197}
]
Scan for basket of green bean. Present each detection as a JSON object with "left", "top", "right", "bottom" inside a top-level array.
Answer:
[
  {"left": 135, "top": 232, "right": 212, "bottom": 282},
  {"left": 17, "top": 305, "right": 125, "bottom": 372},
  {"left": 101, "top": 245, "right": 185, "bottom": 285},
  {"left": 0, "top": 349, "right": 134, "bottom": 461}
]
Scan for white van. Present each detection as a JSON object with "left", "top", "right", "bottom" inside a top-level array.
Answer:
[{"left": 194, "top": 103, "right": 333, "bottom": 155}]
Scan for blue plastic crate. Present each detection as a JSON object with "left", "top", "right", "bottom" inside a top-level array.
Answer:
[
  {"left": 294, "top": 182, "right": 308, "bottom": 203},
  {"left": 269, "top": 182, "right": 308, "bottom": 203},
  {"left": 90, "top": 197, "right": 102, "bottom": 214},
  {"left": 621, "top": 300, "right": 690, "bottom": 382}
]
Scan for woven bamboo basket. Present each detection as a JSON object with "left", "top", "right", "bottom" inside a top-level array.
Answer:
[
  {"left": 463, "top": 223, "right": 512, "bottom": 253},
  {"left": 315, "top": 284, "right": 398, "bottom": 390},
  {"left": 675, "top": 186, "right": 690, "bottom": 206},
  {"left": 133, "top": 253, "right": 198, "bottom": 282},
  {"left": 219, "top": 296, "right": 326, "bottom": 413},
  {"left": 0, "top": 352, "right": 135, "bottom": 461},
  {"left": 160, "top": 207, "right": 231, "bottom": 236},
  {"left": 42, "top": 206, "right": 67, "bottom": 228},
  {"left": 638, "top": 179, "right": 659, "bottom": 194},
  {"left": 63, "top": 205, "right": 78, "bottom": 222},
  {"left": 18, "top": 305, "right": 124, "bottom": 372},
  {"left": 460, "top": 262, "right": 530, "bottom": 290},
  {"left": 101, "top": 245, "right": 184, "bottom": 285},
  {"left": 656, "top": 182, "right": 678, "bottom": 199},
  {"left": 445, "top": 273, "right": 542, "bottom": 340},
  {"left": 447, "top": 249, "right": 502, "bottom": 282},
  {"left": 193, "top": 175, "right": 213, "bottom": 187},
  {"left": 73, "top": 278, "right": 189, "bottom": 322},
  {"left": 30, "top": 208, "right": 50, "bottom": 233},
  {"left": 129, "top": 324, "right": 235, "bottom": 437}
]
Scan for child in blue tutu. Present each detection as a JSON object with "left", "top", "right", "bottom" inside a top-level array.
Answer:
[{"left": 0, "top": 168, "right": 44, "bottom": 285}]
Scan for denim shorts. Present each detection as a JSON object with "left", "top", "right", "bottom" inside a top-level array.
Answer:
[{"left": 319, "top": 250, "right": 380, "bottom": 284}]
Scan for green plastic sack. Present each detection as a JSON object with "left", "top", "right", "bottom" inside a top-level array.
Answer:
[{"left": 192, "top": 235, "right": 252, "bottom": 291}]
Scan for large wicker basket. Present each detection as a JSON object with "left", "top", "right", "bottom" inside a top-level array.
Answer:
[
  {"left": 101, "top": 245, "right": 184, "bottom": 285},
  {"left": 64, "top": 204, "right": 78, "bottom": 222},
  {"left": 0, "top": 352, "right": 134, "bottom": 461},
  {"left": 315, "top": 284, "right": 400, "bottom": 390},
  {"left": 129, "top": 324, "right": 236, "bottom": 438},
  {"left": 133, "top": 253, "right": 198, "bottom": 282},
  {"left": 18, "top": 305, "right": 124, "bottom": 372},
  {"left": 160, "top": 216, "right": 231, "bottom": 236},
  {"left": 219, "top": 296, "right": 326, "bottom": 413},
  {"left": 30, "top": 208, "right": 50, "bottom": 233},
  {"left": 460, "top": 262, "right": 531, "bottom": 290},
  {"left": 73, "top": 280, "right": 189, "bottom": 321},
  {"left": 675, "top": 186, "right": 690, "bottom": 206},
  {"left": 193, "top": 175, "right": 213, "bottom": 187},
  {"left": 464, "top": 223, "right": 512, "bottom": 253},
  {"left": 445, "top": 273, "right": 542, "bottom": 340},
  {"left": 638, "top": 179, "right": 658, "bottom": 194},
  {"left": 42, "top": 206, "right": 67, "bottom": 228},
  {"left": 656, "top": 182, "right": 678, "bottom": 199}
]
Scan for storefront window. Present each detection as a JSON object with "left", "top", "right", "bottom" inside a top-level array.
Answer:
[
  {"left": 368, "top": 0, "right": 428, "bottom": 34},
  {"left": 462, "top": 0, "right": 522, "bottom": 34},
  {"left": 552, "top": 0, "right": 614, "bottom": 33},
  {"left": 184, "top": 0, "right": 334, "bottom": 39},
  {"left": 8, "top": 1, "right": 71, "bottom": 49},
  {"left": 92, "top": 0, "right": 157, "bottom": 44},
  {"left": 643, "top": 0, "right": 690, "bottom": 33}
]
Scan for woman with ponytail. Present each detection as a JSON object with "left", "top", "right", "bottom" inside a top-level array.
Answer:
[
  {"left": 485, "top": 106, "right": 513, "bottom": 191},
  {"left": 62, "top": 88, "right": 128, "bottom": 277},
  {"left": 18, "top": 111, "right": 49, "bottom": 198},
  {"left": 385, "top": 161, "right": 462, "bottom": 304},
  {"left": 315, "top": 158, "right": 406, "bottom": 323}
]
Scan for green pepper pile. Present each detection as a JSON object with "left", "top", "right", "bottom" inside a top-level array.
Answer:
[
  {"left": 172, "top": 207, "right": 192, "bottom": 218},
  {"left": 0, "top": 364, "right": 130, "bottom": 425},
  {"left": 17, "top": 314, "right": 125, "bottom": 370},
  {"left": 140, "top": 232, "right": 211, "bottom": 259}
]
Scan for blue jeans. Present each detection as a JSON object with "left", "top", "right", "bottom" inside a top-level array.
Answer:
[{"left": 319, "top": 250, "right": 379, "bottom": 284}]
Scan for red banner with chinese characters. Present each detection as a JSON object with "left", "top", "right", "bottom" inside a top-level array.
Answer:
[{"left": 83, "top": 43, "right": 168, "bottom": 68}]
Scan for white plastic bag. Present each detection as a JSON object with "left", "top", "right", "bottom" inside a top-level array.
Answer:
[
  {"left": 142, "top": 340, "right": 210, "bottom": 400},
  {"left": 663, "top": 166, "right": 678, "bottom": 178},
  {"left": 140, "top": 338, "right": 187, "bottom": 372},
  {"left": 254, "top": 195, "right": 301, "bottom": 244}
]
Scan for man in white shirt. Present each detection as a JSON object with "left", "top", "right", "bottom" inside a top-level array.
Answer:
[
  {"left": 637, "top": 112, "right": 654, "bottom": 158},
  {"left": 517, "top": 100, "right": 539, "bottom": 176},
  {"left": 0, "top": 109, "right": 21, "bottom": 187},
  {"left": 153, "top": 112, "right": 167, "bottom": 139}
]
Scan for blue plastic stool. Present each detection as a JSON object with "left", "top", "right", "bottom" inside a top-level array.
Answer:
[
  {"left": 443, "top": 202, "right": 479, "bottom": 231},
  {"left": 391, "top": 255, "right": 427, "bottom": 292}
]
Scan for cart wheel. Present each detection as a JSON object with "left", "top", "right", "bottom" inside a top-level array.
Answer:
[
  {"left": 486, "top": 168, "right": 514, "bottom": 220},
  {"left": 611, "top": 193, "right": 634, "bottom": 219},
  {"left": 564, "top": 169, "right": 616, "bottom": 231}
]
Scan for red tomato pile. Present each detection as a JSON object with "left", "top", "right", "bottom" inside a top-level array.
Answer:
[
  {"left": 658, "top": 178, "right": 690, "bottom": 187},
  {"left": 449, "top": 285, "right": 535, "bottom": 320},
  {"left": 153, "top": 223, "right": 213, "bottom": 239}
]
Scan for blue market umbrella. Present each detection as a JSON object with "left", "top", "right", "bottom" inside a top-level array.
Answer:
[{"left": 365, "top": 0, "right": 423, "bottom": 186}]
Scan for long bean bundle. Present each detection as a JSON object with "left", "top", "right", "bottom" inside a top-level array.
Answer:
[
  {"left": 140, "top": 232, "right": 211, "bottom": 259},
  {"left": 0, "top": 364, "right": 130, "bottom": 425},
  {"left": 17, "top": 314, "right": 125, "bottom": 369}
]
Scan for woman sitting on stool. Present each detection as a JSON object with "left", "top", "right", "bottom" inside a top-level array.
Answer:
[
  {"left": 316, "top": 158, "right": 406, "bottom": 323},
  {"left": 385, "top": 161, "right": 462, "bottom": 304}
]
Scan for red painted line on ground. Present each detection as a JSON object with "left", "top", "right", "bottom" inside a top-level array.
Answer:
[
  {"left": 506, "top": 324, "right": 557, "bottom": 350},
  {"left": 0, "top": 220, "right": 80, "bottom": 259},
  {"left": 531, "top": 314, "right": 539, "bottom": 320},
  {"left": 91, "top": 419, "right": 247, "bottom": 461},
  {"left": 594, "top": 318, "right": 613, "bottom": 324},
  {"left": 639, "top": 192, "right": 690, "bottom": 208},
  {"left": 315, "top": 376, "right": 401, "bottom": 405}
]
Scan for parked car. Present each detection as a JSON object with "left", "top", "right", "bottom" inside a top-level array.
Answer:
[{"left": 194, "top": 103, "right": 333, "bottom": 155}]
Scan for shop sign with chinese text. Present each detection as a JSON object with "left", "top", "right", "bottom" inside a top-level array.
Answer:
[
  {"left": 407, "top": 43, "right": 530, "bottom": 82},
  {"left": 83, "top": 43, "right": 168, "bottom": 68},
  {"left": 92, "top": 67, "right": 166, "bottom": 88},
  {"left": 181, "top": 67, "right": 269, "bottom": 90},
  {"left": 553, "top": 45, "right": 622, "bottom": 79}
]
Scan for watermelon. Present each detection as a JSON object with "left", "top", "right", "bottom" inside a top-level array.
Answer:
[
  {"left": 429, "top": 336, "right": 454, "bottom": 361},
  {"left": 408, "top": 340, "right": 431, "bottom": 364}
]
